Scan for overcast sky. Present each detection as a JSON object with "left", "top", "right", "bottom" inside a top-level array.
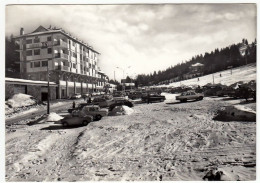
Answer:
[{"left": 5, "top": 4, "right": 256, "bottom": 81}]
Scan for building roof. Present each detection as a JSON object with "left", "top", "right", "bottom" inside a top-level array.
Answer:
[
  {"left": 5, "top": 77, "right": 57, "bottom": 86},
  {"left": 14, "top": 25, "right": 100, "bottom": 54},
  {"left": 191, "top": 63, "right": 204, "bottom": 67}
]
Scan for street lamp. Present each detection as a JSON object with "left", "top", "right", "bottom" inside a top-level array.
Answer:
[
  {"left": 46, "top": 60, "right": 50, "bottom": 114},
  {"left": 116, "top": 66, "right": 131, "bottom": 92},
  {"left": 116, "top": 66, "right": 131, "bottom": 79}
]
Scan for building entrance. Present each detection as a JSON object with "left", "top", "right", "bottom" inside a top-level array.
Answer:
[{"left": 41, "top": 92, "right": 48, "bottom": 101}]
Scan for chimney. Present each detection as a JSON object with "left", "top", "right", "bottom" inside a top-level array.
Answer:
[{"left": 20, "top": 28, "right": 24, "bottom": 35}]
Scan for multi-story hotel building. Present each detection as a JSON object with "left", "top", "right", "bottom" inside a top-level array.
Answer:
[{"left": 14, "top": 25, "right": 108, "bottom": 99}]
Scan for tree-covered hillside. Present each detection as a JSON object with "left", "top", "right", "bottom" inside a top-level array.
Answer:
[{"left": 134, "top": 39, "right": 256, "bottom": 87}]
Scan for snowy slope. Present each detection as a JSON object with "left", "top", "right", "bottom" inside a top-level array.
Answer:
[{"left": 159, "top": 63, "right": 256, "bottom": 88}]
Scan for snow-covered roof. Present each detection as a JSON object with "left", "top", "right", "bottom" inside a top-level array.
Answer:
[
  {"left": 5, "top": 77, "right": 57, "bottom": 86},
  {"left": 191, "top": 63, "right": 204, "bottom": 67}
]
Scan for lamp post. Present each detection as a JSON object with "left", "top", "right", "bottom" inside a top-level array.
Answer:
[
  {"left": 116, "top": 66, "right": 131, "bottom": 92},
  {"left": 47, "top": 62, "right": 50, "bottom": 114}
]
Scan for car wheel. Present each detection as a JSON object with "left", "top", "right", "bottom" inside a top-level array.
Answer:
[
  {"left": 160, "top": 98, "right": 164, "bottom": 102},
  {"left": 82, "top": 120, "right": 88, "bottom": 126},
  {"left": 62, "top": 122, "right": 68, "bottom": 127},
  {"left": 199, "top": 96, "right": 203, "bottom": 100},
  {"left": 95, "top": 114, "right": 102, "bottom": 121}
]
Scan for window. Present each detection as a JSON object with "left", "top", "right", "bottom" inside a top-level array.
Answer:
[
  {"left": 47, "top": 48, "right": 52, "bottom": 54},
  {"left": 34, "top": 61, "right": 40, "bottom": 67},
  {"left": 72, "top": 41, "right": 75, "bottom": 46},
  {"left": 47, "top": 36, "right": 52, "bottom": 41},
  {"left": 34, "top": 49, "right": 40, "bottom": 55},
  {"left": 34, "top": 37, "right": 40, "bottom": 43},
  {"left": 73, "top": 52, "right": 77, "bottom": 58},
  {"left": 26, "top": 50, "right": 33, "bottom": 56},
  {"left": 72, "top": 63, "right": 76, "bottom": 68},
  {"left": 30, "top": 62, "right": 33, "bottom": 68},
  {"left": 42, "top": 61, "right": 48, "bottom": 67},
  {"left": 26, "top": 39, "right": 32, "bottom": 44}
]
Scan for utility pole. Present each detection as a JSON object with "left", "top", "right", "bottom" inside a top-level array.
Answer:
[
  {"left": 114, "top": 70, "right": 115, "bottom": 81},
  {"left": 212, "top": 73, "right": 214, "bottom": 84},
  {"left": 47, "top": 63, "right": 50, "bottom": 114}
]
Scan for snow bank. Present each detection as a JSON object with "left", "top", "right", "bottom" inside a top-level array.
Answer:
[
  {"left": 214, "top": 104, "right": 256, "bottom": 122},
  {"left": 122, "top": 105, "right": 134, "bottom": 115},
  {"left": 161, "top": 93, "right": 179, "bottom": 103},
  {"left": 46, "top": 112, "right": 64, "bottom": 122},
  {"left": 6, "top": 93, "right": 36, "bottom": 108}
]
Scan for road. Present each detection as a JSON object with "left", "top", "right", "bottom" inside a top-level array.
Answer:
[
  {"left": 5, "top": 96, "right": 256, "bottom": 181},
  {"left": 5, "top": 99, "right": 83, "bottom": 126}
]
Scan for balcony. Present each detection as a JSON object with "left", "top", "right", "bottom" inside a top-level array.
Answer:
[
  {"left": 56, "top": 65, "right": 69, "bottom": 71},
  {"left": 55, "top": 53, "right": 68, "bottom": 59},
  {"left": 26, "top": 43, "right": 43, "bottom": 49},
  {"left": 53, "top": 40, "right": 68, "bottom": 48}
]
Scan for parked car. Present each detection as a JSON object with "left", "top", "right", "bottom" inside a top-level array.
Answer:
[
  {"left": 81, "top": 105, "right": 109, "bottom": 120},
  {"left": 230, "top": 85, "right": 256, "bottom": 101},
  {"left": 113, "top": 91, "right": 125, "bottom": 97},
  {"left": 54, "top": 113, "right": 93, "bottom": 127},
  {"left": 70, "top": 93, "right": 82, "bottom": 99},
  {"left": 170, "top": 87, "right": 192, "bottom": 94},
  {"left": 176, "top": 91, "right": 204, "bottom": 102},
  {"left": 141, "top": 93, "right": 166, "bottom": 103},
  {"left": 109, "top": 98, "right": 134, "bottom": 111},
  {"left": 216, "top": 87, "right": 235, "bottom": 97},
  {"left": 68, "top": 103, "right": 91, "bottom": 113},
  {"left": 203, "top": 85, "right": 223, "bottom": 96},
  {"left": 82, "top": 93, "right": 90, "bottom": 98},
  {"left": 128, "top": 91, "right": 143, "bottom": 100},
  {"left": 91, "top": 97, "right": 114, "bottom": 108},
  {"left": 92, "top": 92, "right": 101, "bottom": 96}
]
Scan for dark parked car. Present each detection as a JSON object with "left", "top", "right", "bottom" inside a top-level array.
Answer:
[
  {"left": 109, "top": 98, "right": 134, "bottom": 111},
  {"left": 113, "top": 91, "right": 125, "bottom": 97},
  {"left": 128, "top": 91, "right": 143, "bottom": 100},
  {"left": 68, "top": 103, "right": 90, "bottom": 113},
  {"left": 203, "top": 85, "right": 223, "bottom": 96},
  {"left": 230, "top": 86, "right": 256, "bottom": 101},
  {"left": 141, "top": 94, "right": 166, "bottom": 103},
  {"left": 216, "top": 87, "right": 235, "bottom": 97}
]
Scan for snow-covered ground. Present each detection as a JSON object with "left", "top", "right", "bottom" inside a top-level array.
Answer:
[
  {"left": 5, "top": 94, "right": 256, "bottom": 181},
  {"left": 158, "top": 63, "right": 256, "bottom": 88}
]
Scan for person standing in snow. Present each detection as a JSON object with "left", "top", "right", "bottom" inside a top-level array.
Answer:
[
  {"left": 88, "top": 96, "right": 92, "bottom": 104},
  {"left": 147, "top": 93, "right": 151, "bottom": 104},
  {"left": 72, "top": 101, "right": 76, "bottom": 109}
]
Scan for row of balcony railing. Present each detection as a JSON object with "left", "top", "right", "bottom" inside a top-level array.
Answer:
[{"left": 26, "top": 40, "right": 67, "bottom": 49}]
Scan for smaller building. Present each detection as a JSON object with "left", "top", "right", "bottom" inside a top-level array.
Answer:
[
  {"left": 106, "top": 83, "right": 117, "bottom": 93},
  {"left": 5, "top": 77, "right": 57, "bottom": 102}
]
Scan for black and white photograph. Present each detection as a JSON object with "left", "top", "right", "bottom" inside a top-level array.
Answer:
[{"left": 3, "top": 1, "right": 257, "bottom": 181}]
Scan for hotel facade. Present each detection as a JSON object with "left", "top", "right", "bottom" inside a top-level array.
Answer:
[{"left": 14, "top": 25, "right": 108, "bottom": 99}]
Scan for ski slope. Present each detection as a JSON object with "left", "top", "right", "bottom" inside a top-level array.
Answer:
[{"left": 159, "top": 63, "right": 256, "bottom": 88}]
